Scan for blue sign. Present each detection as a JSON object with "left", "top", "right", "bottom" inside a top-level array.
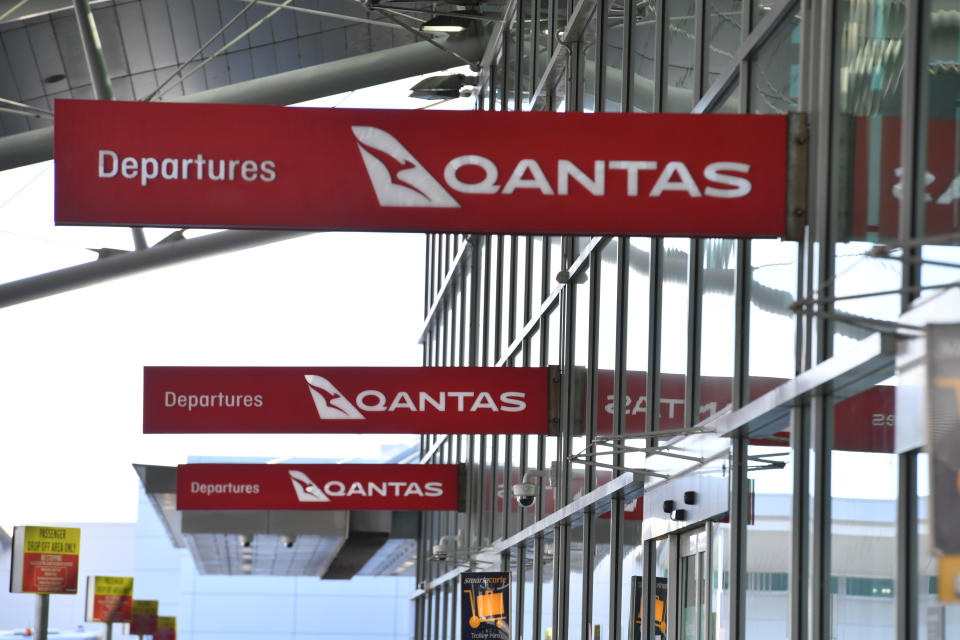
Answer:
[{"left": 460, "top": 571, "right": 510, "bottom": 639}]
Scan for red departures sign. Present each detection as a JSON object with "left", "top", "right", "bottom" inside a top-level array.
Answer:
[
  {"left": 55, "top": 100, "right": 789, "bottom": 237},
  {"left": 176, "top": 463, "right": 459, "bottom": 511},
  {"left": 143, "top": 366, "right": 549, "bottom": 435}
]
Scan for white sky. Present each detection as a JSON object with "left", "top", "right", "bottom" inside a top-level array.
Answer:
[{"left": 0, "top": 72, "right": 474, "bottom": 533}]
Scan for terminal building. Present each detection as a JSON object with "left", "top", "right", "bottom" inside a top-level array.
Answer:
[{"left": 0, "top": 0, "right": 958, "bottom": 640}]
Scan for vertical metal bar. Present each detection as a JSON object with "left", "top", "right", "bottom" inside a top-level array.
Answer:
[
  {"left": 609, "top": 238, "right": 629, "bottom": 640},
  {"left": 515, "top": 544, "right": 526, "bottom": 639},
  {"left": 595, "top": 0, "right": 607, "bottom": 110},
  {"left": 641, "top": 540, "right": 656, "bottom": 640},
  {"left": 728, "top": 436, "right": 748, "bottom": 640},
  {"left": 898, "top": 0, "right": 926, "bottom": 305},
  {"left": 897, "top": 453, "right": 918, "bottom": 640},
  {"left": 810, "top": 392, "right": 833, "bottom": 640},
  {"left": 896, "top": 2, "right": 926, "bottom": 637},
  {"left": 34, "top": 594, "right": 49, "bottom": 640},
  {"left": 72, "top": 0, "right": 114, "bottom": 101},
  {"left": 495, "top": 235, "right": 505, "bottom": 364},
  {"left": 510, "top": 236, "right": 519, "bottom": 355},
  {"left": 503, "top": 435, "right": 513, "bottom": 541},
  {"left": 533, "top": 534, "right": 545, "bottom": 640},
  {"left": 581, "top": 247, "right": 603, "bottom": 640},
  {"left": 666, "top": 534, "right": 680, "bottom": 640},
  {"left": 73, "top": 0, "right": 148, "bottom": 251},
  {"left": 621, "top": 0, "right": 636, "bottom": 110},
  {"left": 553, "top": 524, "right": 567, "bottom": 640},
  {"left": 732, "top": 241, "right": 752, "bottom": 408},
  {"left": 483, "top": 236, "right": 493, "bottom": 367},
  {"left": 646, "top": 238, "right": 664, "bottom": 438},
  {"left": 513, "top": 6, "right": 524, "bottom": 109},
  {"left": 684, "top": 239, "right": 703, "bottom": 429},
  {"left": 692, "top": 0, "right": 705, "bottom": 101},
  {"left": 653, "top": 0, "right": 666, "bottom": 112},
  {"left": 790, "top": 402, "right": 810, "bottom": 640},
  {"left": 736, "top": 0, "right": 752, "bottom": 112}
]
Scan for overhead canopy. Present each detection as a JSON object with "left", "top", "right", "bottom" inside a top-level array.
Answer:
[{"left": 134, "top": 463, "right": 420, "bottom": 579}]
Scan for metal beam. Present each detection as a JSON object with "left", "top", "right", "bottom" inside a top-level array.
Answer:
[
  {"left": 0, "top": 35, "right": 485, "bottom": 172},
  {"left": 0, "top": 230, "right": 307, "bottom": 308}
]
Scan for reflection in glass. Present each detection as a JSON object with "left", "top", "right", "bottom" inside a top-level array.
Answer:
[
  {"left": 919, "top": 1, "right": 960, "bottom": 282},
  {"left": 582, "top": 5, "right": 599, "bottom": 113},
  {"left": 631, "top": 0, "right": 657, "bottom": 112},
  {"left": 622, "top": 521, "right": 643, "bottom": 640},
  {"left": 705, "top": 0, "right": 740, "bottom": 92},
  {"left": 748, "top": 239, "right": 797, "bottom": 393},
  {"left": 698, "top": 239, "right": 737, "bottom": 421},
  {"left": 603, "top": 0, "right": 624, "bottom": 111},
  {"left": 830, "top": 384, "right": 898, "bottom": 638},
  {"left": 748, "top": 11, "right": 799, "bottom": 114},
  {"left": 664, "top": 0, "right": 696, "bottom": 112},
  {"left": 828, "top": 0, "right": 904, "bottom": 353},
  {"left": 506, "top": 12, "right": 518, "bottom": 111},
  {"left": 660, "top": 239, "right": 690, "bottom": 427},
  {"left": 744, "top": 442, "right": 792, "bottom": 638}
]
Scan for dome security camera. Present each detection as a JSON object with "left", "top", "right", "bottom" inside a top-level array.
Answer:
[
  {"left": 432, "top": 544, "right": 450, "bottom": 561},
  {"left": 512, "top": 482, "right": 537, "bottom": 508}
]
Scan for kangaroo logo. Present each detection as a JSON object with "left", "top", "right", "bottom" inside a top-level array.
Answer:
[
  {"left": 305, "top": 375, "right": 364, "bottom": 420},
  {"left": 289, "top": 470, "right": 330, "bottom": 502},
  {"left": 352, "top": 126, "right": 460, "bottom": 208}
]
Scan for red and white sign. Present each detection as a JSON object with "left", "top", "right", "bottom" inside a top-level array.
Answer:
[
  {"left": 54, "top": 100, "right": 789, "bottom": 237},
  {"left": 176, "top": 463, "right": 459, "bottom": 511},
  {"left": 155, "top": 617, "right": 176, "bottom": 640},
  {"left": 143, "top": 366, "right": 549, "bottom": 435},
  {"left": 851, "top": 117, "right": 960, "bottom": 240},
  {"left": 84, "top": 576, "right": 134, "bottom": 623},
  {"left": 129, "top": 600, "right": 159, "bottom": 635},
  {"left": 594, "top": 370, "right": 894, "bottom": 453},
  {"left": 9, "top": 526, "right": 81, "bottom": 594}
]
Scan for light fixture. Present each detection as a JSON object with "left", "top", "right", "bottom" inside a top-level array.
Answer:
[{"left": 420, "top": 14, "right": 474, "bottom": 33}]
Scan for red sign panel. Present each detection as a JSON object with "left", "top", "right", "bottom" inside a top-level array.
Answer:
[
  {"left": 851, "top": 117, "right": 960, "bottom": 240},
  {"left": 54, "top": 100, "right": 788, "bottom": 237},
  {"left": 176, "top": 463, "right": 459, "bottom": 511},
  {"left": 143, "top": 366, "right": 549, "bottom": 435},
  {"left": 85, "top": 576, "right": 134, "bottom": 623},
  {"left": 594, "top": 370, "right": 894, "bottom": 453},
  {"left": 10, "top": 526, "right": 81, "bottom": 594}
]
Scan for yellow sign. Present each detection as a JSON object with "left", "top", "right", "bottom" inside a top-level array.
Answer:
[
  {"left": 11, "top": 526, "right": 82, "bottom": 594},
  {"left": 131, "top": 600, "right": 159, "bottom": 615},
  {"left": 157, "top": 617, "right": 176, "bottom": 630},
  {"left": 23, "top": 526, "right": 80, "bottom": 555},
  {"left": 94, "top": 576, "right": 134, "bottom": 596},
  {"left": 938, "top": 555, "right": 960, "bottom": 602}
]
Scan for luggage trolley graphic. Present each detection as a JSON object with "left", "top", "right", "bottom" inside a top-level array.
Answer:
[{"left": 464, "top": 588, "right": 506, "bottom": 629}]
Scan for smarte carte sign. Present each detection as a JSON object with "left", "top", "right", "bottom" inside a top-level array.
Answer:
[
  {"left": 55, "top": 100, "right": 789, "bottom": 237},
  {"left": 9, "top": 526, "right": 81, "bottom": 594},
  {"left": 143, "top": 366, "right": 549, "bottom": 435},
  {"left": 176, "top": 463, "right": 460, "bottom": 511}
]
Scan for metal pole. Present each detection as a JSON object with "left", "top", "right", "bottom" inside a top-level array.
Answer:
[
  {"left": 105, "top": 623, "right": 112, "bottom": 640},
  {"left": 72, "top": 0, "right": 114, "bottom": 101},
  {"left": 72, "top": 0, "right": 148, "bottom": 250},
  {"left": 34, "top": 594, "right": 49, "bottom": 640}
]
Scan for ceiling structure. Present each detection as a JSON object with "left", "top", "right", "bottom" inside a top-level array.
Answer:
[
  {"left": 0, "top": 0, "right": 487, "bottom": 307},
  {"left": 135, "top": 456, "right": 422, "bottom": 579},
  {"left": 0, "top": 0, "right": 491, "bottom": 576}
]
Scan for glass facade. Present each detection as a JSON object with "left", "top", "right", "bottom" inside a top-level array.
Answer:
[{"left": 416, "top": 1, "right": 960, "bottom": 639}]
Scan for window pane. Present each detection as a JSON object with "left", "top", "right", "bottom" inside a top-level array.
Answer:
[
  {"left": 918, "top": 0, "right": 960, "bottom": 284},
  {"left": 630, "top": 0, "right": 657, "bottom": 112},
  {"left": 664, "top": 0, "right": 696, "bottom": 113}
]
